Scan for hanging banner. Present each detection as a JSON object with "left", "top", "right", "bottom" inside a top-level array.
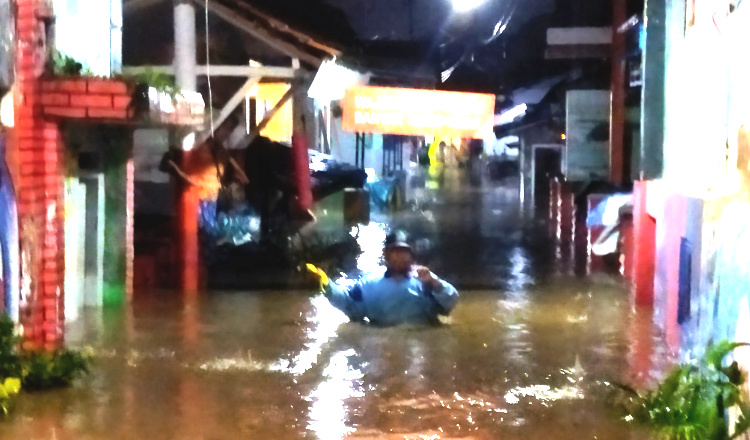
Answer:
[{"left": 342, "top": 86, "right": 495, "bottom": 138}]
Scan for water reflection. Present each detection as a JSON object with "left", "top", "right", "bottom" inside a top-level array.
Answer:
[
  {"left": 289, "top": 294, "right": 349, "bottom": 376},
  {"left": 1, "top": 283, "right": 666, "bottom": 439},
  {"left": 306, "top": 349, "right": 364, "bottom": 439},
  {"left": 0, "top": 178, "right": 672, "bottom": 440},
  {"left": 350, "top": 222, "right": 388, "bottom": 278},
  {"left": 507, "top": 246, "right": 532, "bottom": 292}
]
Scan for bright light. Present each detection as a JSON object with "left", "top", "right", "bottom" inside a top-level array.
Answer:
[
  {"left": 494, "top": 103, "right": 527, "bottom": 126},
  {"left": 182, "top": 133, "right": 195, "bottom": 151},
  {"left": 452, "top": 0, "right": 485, "bottom": 12},
  {"left": 0, "top": 90, "right": 14, "bottom": 128},
  {"left": 308, "top": 59, "right": 365, "bottom": 103}
]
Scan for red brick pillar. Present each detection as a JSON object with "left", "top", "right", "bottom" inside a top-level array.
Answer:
[
  {"left": 176, "top": 165, "right": 200, "bottom": 293},
  {"left": 14, "top": 0, "right": 65, "bottom": 350},
  {"left": 632, "top": 181, "right": 655, "bottom": 306}
]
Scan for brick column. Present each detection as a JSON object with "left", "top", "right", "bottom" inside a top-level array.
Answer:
[{"left": 14, "top": 0, "right": 65, "bottom": 349}]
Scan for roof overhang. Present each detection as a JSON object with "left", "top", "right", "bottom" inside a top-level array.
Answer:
[{"left": 190, "top": 0, "right": 341, "bottom": 67}]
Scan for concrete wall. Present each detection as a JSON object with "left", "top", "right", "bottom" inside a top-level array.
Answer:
[
  {"left": 133, "top": 128, "right": 172, "bottom": 216},
  {"left": 564, "top": 90, "right": 610, "bottom": 181},
  {"left": 654, "top": 0, "right": 750, "bottom": 361},
  {"left": 643, "top": 0, "right": 750, "bottom": 360},
  {"left": 330, "top": 117, "right": 386, "bottom": 178},
  {"left": 650, "top": 188, "right": 705, "bottom": 354}
]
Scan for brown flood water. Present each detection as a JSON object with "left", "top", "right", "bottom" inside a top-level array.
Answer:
[
  {"left": 2, "top": 171, "right": 672, "bottom": 439},
  {"left": 1, "top": 280, "right": 669, "bottom": 440}
]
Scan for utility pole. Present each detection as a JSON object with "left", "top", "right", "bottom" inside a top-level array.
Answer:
[
  {"left": 173, "top": 0, "right": 199, "bottom": 292},
  {"left": 174, "top": 0, "right": 197, "bottom": 92}
]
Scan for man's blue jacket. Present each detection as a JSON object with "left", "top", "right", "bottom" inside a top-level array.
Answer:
[{"left": 323, "top": 268, "right": 459, "bottom": 326}]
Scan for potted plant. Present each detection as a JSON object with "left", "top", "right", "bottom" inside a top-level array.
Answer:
[{"left": 126, "top": 69, "right": 204, "bottom": 125}]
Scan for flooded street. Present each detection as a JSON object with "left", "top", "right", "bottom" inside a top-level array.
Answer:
[{"left": 1, "top": 169, "right": 671, "bottom": 439}]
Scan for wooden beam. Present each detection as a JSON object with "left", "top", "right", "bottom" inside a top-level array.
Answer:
[
  {"left": 197, "top": 76, "right": 261, "bottom": 144},
  {"left": 192, "top": 0, "right": 323, "bottom": 66},
  {"left": 212, "top": 0, "right": 343, "bottom": 56},
  {"left": 122, "top": 65, "right": 299, "bottom": 78},
  {"left": 230, "top": 83, "right": 299, "bottom": 149}
]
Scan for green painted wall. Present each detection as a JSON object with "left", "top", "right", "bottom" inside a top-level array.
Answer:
[{"left": 101, "top": 128, "right": 131, "bottom": 307}]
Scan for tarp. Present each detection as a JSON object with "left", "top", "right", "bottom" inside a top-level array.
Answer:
[{"left": 587, "top": 193, "right": 632, "bottom": 227}]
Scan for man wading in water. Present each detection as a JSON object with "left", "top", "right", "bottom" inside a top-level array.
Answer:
[{"left": 308, "top": 230, "right": 459, "bottom": 326}]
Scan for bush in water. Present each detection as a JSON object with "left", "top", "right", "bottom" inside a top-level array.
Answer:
[
  {"left": 0, "top": 315, "right": 91, "bottom": 417},
  {"left": 620, "top": 340, "right": 750, "bottom": 440}
]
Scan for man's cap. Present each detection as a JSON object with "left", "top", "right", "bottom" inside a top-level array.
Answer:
[{"left": 384, "top": 230, "right": 412, "bottom": 250}]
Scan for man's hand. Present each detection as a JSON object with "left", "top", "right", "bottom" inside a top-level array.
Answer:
[{"left": 415, "top": 266, "right": 441, "bottom": 288}]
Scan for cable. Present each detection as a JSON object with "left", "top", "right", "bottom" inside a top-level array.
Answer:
[{"left": 205, "top": 0, "right": 214, "bottom": 135}]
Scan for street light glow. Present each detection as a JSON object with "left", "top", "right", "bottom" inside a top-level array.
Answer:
[{"left": 452, "top": 0, "right": 485, "bottom": 12}]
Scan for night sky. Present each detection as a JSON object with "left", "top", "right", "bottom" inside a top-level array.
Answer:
[
  {"left": 321, "top": 0, "right": 556, "bottom": 41},
  {"left": 121, "top": 0, "right": 610, "bottom": 94}
]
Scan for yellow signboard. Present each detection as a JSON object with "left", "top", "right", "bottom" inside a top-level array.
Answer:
[{"left": 342, "top": 86, "right": 495, "bottom": 138}]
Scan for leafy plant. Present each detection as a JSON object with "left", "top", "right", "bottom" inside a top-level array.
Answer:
[
  {"left": 0, "top": 314, "right": 91, "bottom": 404},
  {"left": 21, "top": 349, "right": 91, "bottom": 391},
  {"left": 622, "top": 340, "right": 750, "bottom": 440},
  {"left": 51, "top": 51, "right": 84, "bottom": 77},
  {"left": 0, "top": 317, "right": 22, "bottom": 379},
  {"left": 0, "top": 318, "right": 22, "bottom": 416},
  {"left": 127, "top": 68, "right": 177, "bottom": 97}
]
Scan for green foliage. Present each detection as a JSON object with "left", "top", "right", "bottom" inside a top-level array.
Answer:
[
  {"left": 51, "top": 51, "right": 84, "bottom": 77},
  {"left": 0, "top": 318, "right": 22, "bottom": 417},
  {"left": 21, "top": 349, "right": 91, "bottom": 391},
  {"left": 128, "top": 68, "right": 177, "bottom": 97},
  {"left": 0, "top": 315, "right": 91, "bottom": 417},
  {"left": 625, "top": 341, "right": 750, "bottom": 440},
  {"left": 0, "top": 318, "right": 22, "bottom": 379}
]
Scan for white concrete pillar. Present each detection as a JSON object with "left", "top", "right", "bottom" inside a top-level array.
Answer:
[{"left": 174, "top": 0, "right": 197, "bottom": 92}]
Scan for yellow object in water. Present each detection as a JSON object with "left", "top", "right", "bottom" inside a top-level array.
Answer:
[{"left": 305, "top": 264, "right": 329, "bottom": 288}]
